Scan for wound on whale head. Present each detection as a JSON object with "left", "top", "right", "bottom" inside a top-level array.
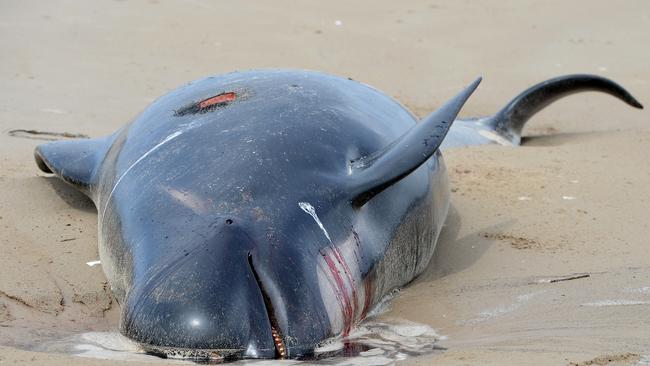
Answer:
[{"left": 175, "top": 91, "right": 238, "bottom": 116}]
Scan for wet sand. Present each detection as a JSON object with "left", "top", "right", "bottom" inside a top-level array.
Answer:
[{"left": 1, "top": 1, "right": 649, "bottom": 364}]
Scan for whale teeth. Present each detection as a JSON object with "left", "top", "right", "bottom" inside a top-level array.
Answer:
[
  {"left": 248, "top": 254, "right": 286, "bottom": 359},
  {"left": 271, "top": 326, "right": 286, "bottom": 359}
]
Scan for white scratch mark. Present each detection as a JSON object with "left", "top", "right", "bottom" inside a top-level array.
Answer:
[
  {"left": 41, "top": 108, "right": 68, "bottom": 114},
  {"left": 562, "top": 195, "right": 577, "bottom": 200},
  {"left": 299, "top": 202, "right": 331, "bottom": 242},
  {"left": 582, "top": 300, "right": 650, "bottom": 307},
  {"left": 518, "top": 196, "right": 532, "bottom": 201},
  {"left": 86, "top": 260, "right": 101, "bottom": 267},
  {"left": 478, "top": 129, "right": 515, "bottom": 146},
  {"left": 624, "top": 287, "right": 650, "bottom": 294},
  {"left": 461, "top": 291, "right": 545, "bottom": 324},
  {"left": 101, "top": 131, "right": 183, "bottom": 223},
  {"left": 360, "top": 348, "right": 384, "bottom": 357}
]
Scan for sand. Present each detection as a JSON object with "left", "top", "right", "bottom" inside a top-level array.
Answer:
[{"left": 1, "top": 0, "right": 649, "bottom": 365}]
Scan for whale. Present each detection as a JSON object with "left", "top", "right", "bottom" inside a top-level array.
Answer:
[{"left": 33, "top": 70, "right": 642, "bottom": 360}]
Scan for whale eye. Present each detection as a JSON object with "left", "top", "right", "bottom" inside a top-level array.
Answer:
[
  {"left": 225, "top": 218, "right": 234, "bottom": 225},
  {"left": 175, "top": 91, "right": 237, "bottom": 116}
]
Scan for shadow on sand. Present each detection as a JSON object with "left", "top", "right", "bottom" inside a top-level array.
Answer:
[
  {"left": 42, "top": 176, "right": 96, "bottom": 213},
  {"left": 521, "top": 130, "right": 612, "bottom": 147}
]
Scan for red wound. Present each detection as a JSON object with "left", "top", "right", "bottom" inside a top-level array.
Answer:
[
  {"left": 198, "top": 92, "right": 237, "bottom": 109},
  {"left": 175, "top": 91, "right": 238, "bottom": 116}
]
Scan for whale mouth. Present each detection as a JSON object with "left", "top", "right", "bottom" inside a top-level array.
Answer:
[
  {"left": 139, "top": 343, "right": 239, "bottom": 361},
  {"left": 247, "top": 252, "right": 287, "bottom": 359},
  {"left": 137, "top": 254, "right": 288, "bottom": 361}
]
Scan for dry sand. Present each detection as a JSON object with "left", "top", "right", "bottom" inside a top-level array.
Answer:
[{"left": 1, "top": 0, "right": 649, "bottom": 365}]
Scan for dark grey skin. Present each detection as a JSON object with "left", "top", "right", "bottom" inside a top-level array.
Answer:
[{"left": 33, "top": 70, "right": 642, "bottom": 361}]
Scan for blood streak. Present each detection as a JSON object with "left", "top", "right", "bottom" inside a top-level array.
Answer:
[
  {"left": 321, "top": 250, "right": 354, "bottom": 335},
  {"left": 317, "top": 260, "right": 347, "bottom": 332},
  {"left": 330, "top": 246, "right": 358, "bottom": 319}
]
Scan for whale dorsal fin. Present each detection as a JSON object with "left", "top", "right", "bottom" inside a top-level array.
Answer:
[
  {"left": 349, "top": 77, "right": 481, "bottom": 207},
  {"left": 35, "top": 136, "right": 112, "bottom": 197}
]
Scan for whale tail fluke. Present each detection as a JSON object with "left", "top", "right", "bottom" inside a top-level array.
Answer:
[{"left": 481, "top": 74, "right": 643, "bottom": 145}]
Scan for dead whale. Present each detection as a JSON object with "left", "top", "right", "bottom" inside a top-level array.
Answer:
[{"left": 33, "top": 70, "right": 642, "bottom": 360}]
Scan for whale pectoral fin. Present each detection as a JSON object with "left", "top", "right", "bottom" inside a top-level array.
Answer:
[
  {"left": 35, "top": 136, "right": 112, "bottom": 196},
  {"left": 348, "top": 77, "right": 482, "bottom": 207},
  {"left": 480, "top": 74, "right": 643, "bottom": 145}
]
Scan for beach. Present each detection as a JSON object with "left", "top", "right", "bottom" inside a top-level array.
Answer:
[{"left": 1, "top": 1, "right": 649, "bottom": 364}]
